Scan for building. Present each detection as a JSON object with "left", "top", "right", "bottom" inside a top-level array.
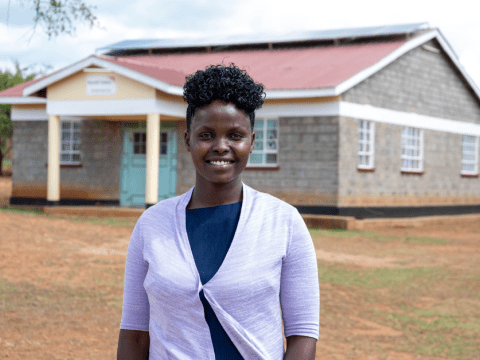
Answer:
[{"left": 1, "top": 22, "right": 479, "bottom": 218}]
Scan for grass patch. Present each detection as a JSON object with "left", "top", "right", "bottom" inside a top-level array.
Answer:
[
  {"left": 2, "top": 159, "right": 12, "bottom": 172},
  {"left": 317, "top": 261, "right": 447, "bottom": 289},
  {"left": 403, "top": 236, "right": 449, "bottom": 245},
  {"left": 376, "top": 309, "right": 480, "bottom": 359},
  {"left": 0, "top": 206, "right": 44, "bottom": 215},
  {"left": 309, "top": 228, "right": 397, "bottom": 242}
]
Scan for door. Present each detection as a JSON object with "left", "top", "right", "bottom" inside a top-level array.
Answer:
[{"left": 120, "top": 124, "right": 177, "bottom": 207}]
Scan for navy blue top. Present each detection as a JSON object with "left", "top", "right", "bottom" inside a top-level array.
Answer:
[{"left": 186, "top": 201, "right": 244, "bottom": 360}]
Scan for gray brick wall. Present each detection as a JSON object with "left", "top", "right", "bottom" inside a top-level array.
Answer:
[
  {"left": 12, "top": 120, "right": 122, "bottom": 200},
  {"left": 338, "top": 117, "right": 480, "bottom": 204},
  {"left": 343, "top": 40, "right": 480, "bottom": 124},
  {"left": 242, "top": 116, "right": 339, "bottom": 206}
]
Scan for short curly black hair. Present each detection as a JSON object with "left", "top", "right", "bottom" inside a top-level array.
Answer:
[{"left": 183, "top": 64, "right": 265, "bottom": 130}]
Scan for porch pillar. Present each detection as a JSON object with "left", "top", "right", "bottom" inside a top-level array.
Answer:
[
  {"left": 145, "top": 113, "right": 160, "bottom": 208},
  {"left": 47, "top": 115, "right": 60, "bottom": 205}
]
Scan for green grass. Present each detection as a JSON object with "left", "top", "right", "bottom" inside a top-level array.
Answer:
[
  {"left": 317, "top": 261, "right": 447, "bottom": 289},
  {"left": 0, "top": 206, "right": 138, "bottom": 227},
  {"left": 309, "top": 228, "right": 448, "bottom": 245}
]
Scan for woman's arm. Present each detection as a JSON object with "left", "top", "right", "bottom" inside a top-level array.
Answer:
[
  {"left": 117, "top": 329, "right": 150, "bottom": 360},
  {"left": 284, "top": 335, "right": 317, "bottom": 360}
]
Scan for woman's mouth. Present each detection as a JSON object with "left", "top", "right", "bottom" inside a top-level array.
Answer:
[{"left": 206, "top": 160, "right": 235, "bottom": 166}]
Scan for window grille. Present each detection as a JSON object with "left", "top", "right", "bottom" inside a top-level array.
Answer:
[
  {"left": 248, "top": 119, "right": 278, "bottom": 167},
  {"left": 358, "top": 120, "right": 375, "bottom": 169},
  {"left": 401, "top": 127, "right": 423, "bottom": 172},
  {"left": 61, "top": 121, "right": 82, "bottom": 164},
  {"left": 461, "top": 135, "right": 479, "bottom": 174}
]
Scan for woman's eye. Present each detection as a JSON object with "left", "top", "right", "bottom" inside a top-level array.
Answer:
[
  {"left": 231, "top": 133, "right": 243, "bottom": 138},
  {"left": 199, "top": 133, "right": 212, "bottom": 139}
]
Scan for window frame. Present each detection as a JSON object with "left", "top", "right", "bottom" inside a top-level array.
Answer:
[
  {"left": 461, "top": 135, "right": 479, "bottom": 175},
  {"left": 401, "top": 126, "right": 424, "bottom": 172},
  {"left": 60, "top": 120, "right": 82, "bottom": 165},
  {"left": 357, "top": 120, "right": 375, "bottom": 170},
  {"left": 247, "top": 118, "right": 279, "bottom": 168}
]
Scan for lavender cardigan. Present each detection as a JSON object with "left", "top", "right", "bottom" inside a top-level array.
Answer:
[{"left": 120, "top": 183, "right": 320, "bottom": 359}]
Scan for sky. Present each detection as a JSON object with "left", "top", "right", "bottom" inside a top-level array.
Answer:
[{"left": 1, "top": 0, "right": 480, "bottom": 86}]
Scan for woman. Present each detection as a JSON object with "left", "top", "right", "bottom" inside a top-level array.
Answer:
[{"left": 117, "top": 64, "right": 319, "bottom": 359}]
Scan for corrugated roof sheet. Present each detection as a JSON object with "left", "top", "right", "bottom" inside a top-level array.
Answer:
[
  {"left": 104, "top": 40, "right": 406, "bottom": 90},
  {"left": 97, "top": 22, "right": 427, "bottom": 52},
  {"left": 0, "top": 77, "right": 44, "bottom": 97}
]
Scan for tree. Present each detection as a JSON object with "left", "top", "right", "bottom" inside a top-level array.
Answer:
[
  {"left": 0, "top": 63, "right": 36, "bottom": 176},
  {"left": 8, "top": 0, "right": 100, "bottom": 39}
]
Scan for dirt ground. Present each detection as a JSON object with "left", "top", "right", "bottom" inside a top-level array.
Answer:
[{"left": 1, "top": 176, "right": 479, "bottom": 359}]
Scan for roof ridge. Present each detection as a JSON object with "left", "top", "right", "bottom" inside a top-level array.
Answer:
[{"left": 100, "top": 55, "right": 180, "bottom": 72}]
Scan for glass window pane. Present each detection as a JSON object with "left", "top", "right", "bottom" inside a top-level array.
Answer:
[
  {"left": 73, "top": 133, "right": 81, "bottom": 141},
  {"left": 266, "top": 154, "right": 277, "bottom": 164},
  {"left": 160, "top": 145, "right": 167, "bottom": 155},
  {"left": 267, "top": 120, "right": 277, "bottom": 129},
  {"left": 73, "top": 144, "right": 80, "bottom": 151},
  {"left": 267, "top": 129, "right": 277, "bottom": 140},
  {"left": 73, "top": 122, "right": 81, "bottom": 129},
  {"left": 61, "top": 154, "right": 70, "bottom": 162},
  {"left": 249, "top": 153, "right": 263, "bottom": 164},
  {"left": 255, "top": 130, "right": 264, "bottom": 140},
  {"left": 62, "top": 122, "right": 71, "bottom": 130},
  {"left": 254, "top": 120, "right": 263, "bottom": 130},
  {"left": 254, "top": 140, "right": 263, "bottom": 150},
  {"left": 267, "top": 140, "right": 277, "bottom": 150},
  {"left": 72, "top": 154, "right": 81, "bottom": 162}
]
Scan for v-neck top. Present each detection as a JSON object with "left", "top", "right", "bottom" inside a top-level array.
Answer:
[
  {"left": 186, "top": 202, "right": 244, "bottom": 359},
  {"left": 120, "top": 183, "right": 320, "bottom": 360}
]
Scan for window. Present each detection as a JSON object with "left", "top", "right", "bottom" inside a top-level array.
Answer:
[
  {"left": 401, "top": 126, "right": 423, "bottom": 172},
  {"left": 358, "top": 120, "right": 375, "bottom": 169},
  {"left": 61, "top": 121, "right": 82, "bottom": 164},
  {"left": 133, "top": 132, "right": 146, "bottom": 154},
  {"left": 462, "top": 135, "right": 479, "bottom": 175},
  {"left": 248, "top": 118, "right": 278, "bottom": 167},
  {"left": 132, "top": 131, "right": 169, "bottom": 155}
]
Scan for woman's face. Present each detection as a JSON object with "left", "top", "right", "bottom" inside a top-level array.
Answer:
[{"left": 184, "top": 100, "right": 255, "bottom": 187}]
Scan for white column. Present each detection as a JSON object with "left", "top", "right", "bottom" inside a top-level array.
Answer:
[
  {"left": 47, "top": 115, "right": 61, "bottom": 204},
  {"left": 145, "top": 113, "right": 160, "bottom": 206}
]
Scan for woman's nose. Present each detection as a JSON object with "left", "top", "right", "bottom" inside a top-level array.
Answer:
[{"left": 212, "top": 136, "right": 229, "bottom": 153}]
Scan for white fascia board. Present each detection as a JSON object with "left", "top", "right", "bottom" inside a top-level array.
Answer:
[
  {"left": 23, "top": 55, "right": 184, "bottom": 97},
  {"left": 339, "top": 102, "right": 480, "bottom": 137},
  {"left": 90, "top": 57, "right": 184, "bottom": 96},
  {"left": 23, "top": 55, "right": 97, "bottom": 96},
  {"left": 257, "top": 101, "right": 340, "bottom": 117},
  {"left": 47, "top": 98, "right": 158, "bottom": 116},
  {"left": 46, "top": 98, "right": 187, "bottom": 117},
  {"left": 11, "top": 107, "right": 48, "bottom": 121},
  {"left": 335, "top": 30, "right": 438, "bottom": 95},
  {"left": 433, "top": 31, "right": 480, "bottom": 99},
  {"left": 0, "top": 96, "right": 47, "bottom": 104},
  {"left": 265, "top": 88, "right": 336, "bottom": 99}
]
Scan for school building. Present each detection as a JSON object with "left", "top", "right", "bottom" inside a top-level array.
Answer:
[{"left": 1, "top": 22, "right": 479, "bottom": 218}]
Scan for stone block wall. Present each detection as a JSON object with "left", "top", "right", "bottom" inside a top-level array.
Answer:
[
  {"left": 242, "top": 116, "right": 339, "bottom": 206},
  {"left": 338, "top": 116, "right": 480, "bottom": 206},
  {"left": 343, "top": 40, "right": 480, "bottom": 124},
  {"left": 11, "top": 119, "right": 122, "bottom": 201}
]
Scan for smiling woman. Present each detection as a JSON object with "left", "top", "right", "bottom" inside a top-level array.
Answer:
[{"left": 117, "top": 64, "right": 320, "bottom": 360}]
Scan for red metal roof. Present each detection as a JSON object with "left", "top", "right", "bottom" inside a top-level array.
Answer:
[
  {"left": 0, "top": 40, "right": 405, "bottom": 97},
  {"left": 115, "top": 40, "right": 406, "bottom": 90},
  {"left": 0, "top": 76, "right": 44, "bottom": 97}
]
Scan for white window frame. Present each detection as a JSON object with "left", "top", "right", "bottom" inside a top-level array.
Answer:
[
  {"left": 401, "top": 126, "right": 423, "bottom": 172},
  {"left": 357, "top": 120, "right": 375, "bottom": 169},
  {"left": 461, "top": 135, "right": 479, "bottom": 175},
  {"left": 247, "top": 118, "right": 279, "bottom": 167},
  {"left": 61, "top": 120, "right": 82, "bottom": 165}
]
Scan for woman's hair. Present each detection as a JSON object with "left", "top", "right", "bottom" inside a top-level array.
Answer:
[{"left": 183, "top": 64, "right": 265, "bottom": 130}]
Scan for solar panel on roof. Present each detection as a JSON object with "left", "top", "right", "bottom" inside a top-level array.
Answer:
[{"left": 96, "top": 22, "right": 429, "bottom": 53}]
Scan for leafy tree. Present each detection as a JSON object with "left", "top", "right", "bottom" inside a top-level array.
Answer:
[
  {"left": 8, "top": 0, "right": 100, "bottom": 39},
  {"left": 0, "top": 63, "right": 36, "bottom": 176}
]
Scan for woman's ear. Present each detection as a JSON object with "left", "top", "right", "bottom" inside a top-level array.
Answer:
[
  {"left": 250, "top": 131, "right": 255, "bottom": 153},
  {"left": 184, "top": 130, "right": 191, "bottom": 152}
]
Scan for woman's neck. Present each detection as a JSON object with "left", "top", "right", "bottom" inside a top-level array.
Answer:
[{"left": 187, "top": 178, "right": 243, "bottom": 209}]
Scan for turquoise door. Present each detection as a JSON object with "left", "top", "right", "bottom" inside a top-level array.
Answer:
[{"left": 120, "top": 123, "right": 177, "bottom": 207}]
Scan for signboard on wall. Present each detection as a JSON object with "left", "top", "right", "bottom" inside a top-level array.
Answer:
[{"left": 86, "top": 75, "right": 117, "bottom": 95}]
